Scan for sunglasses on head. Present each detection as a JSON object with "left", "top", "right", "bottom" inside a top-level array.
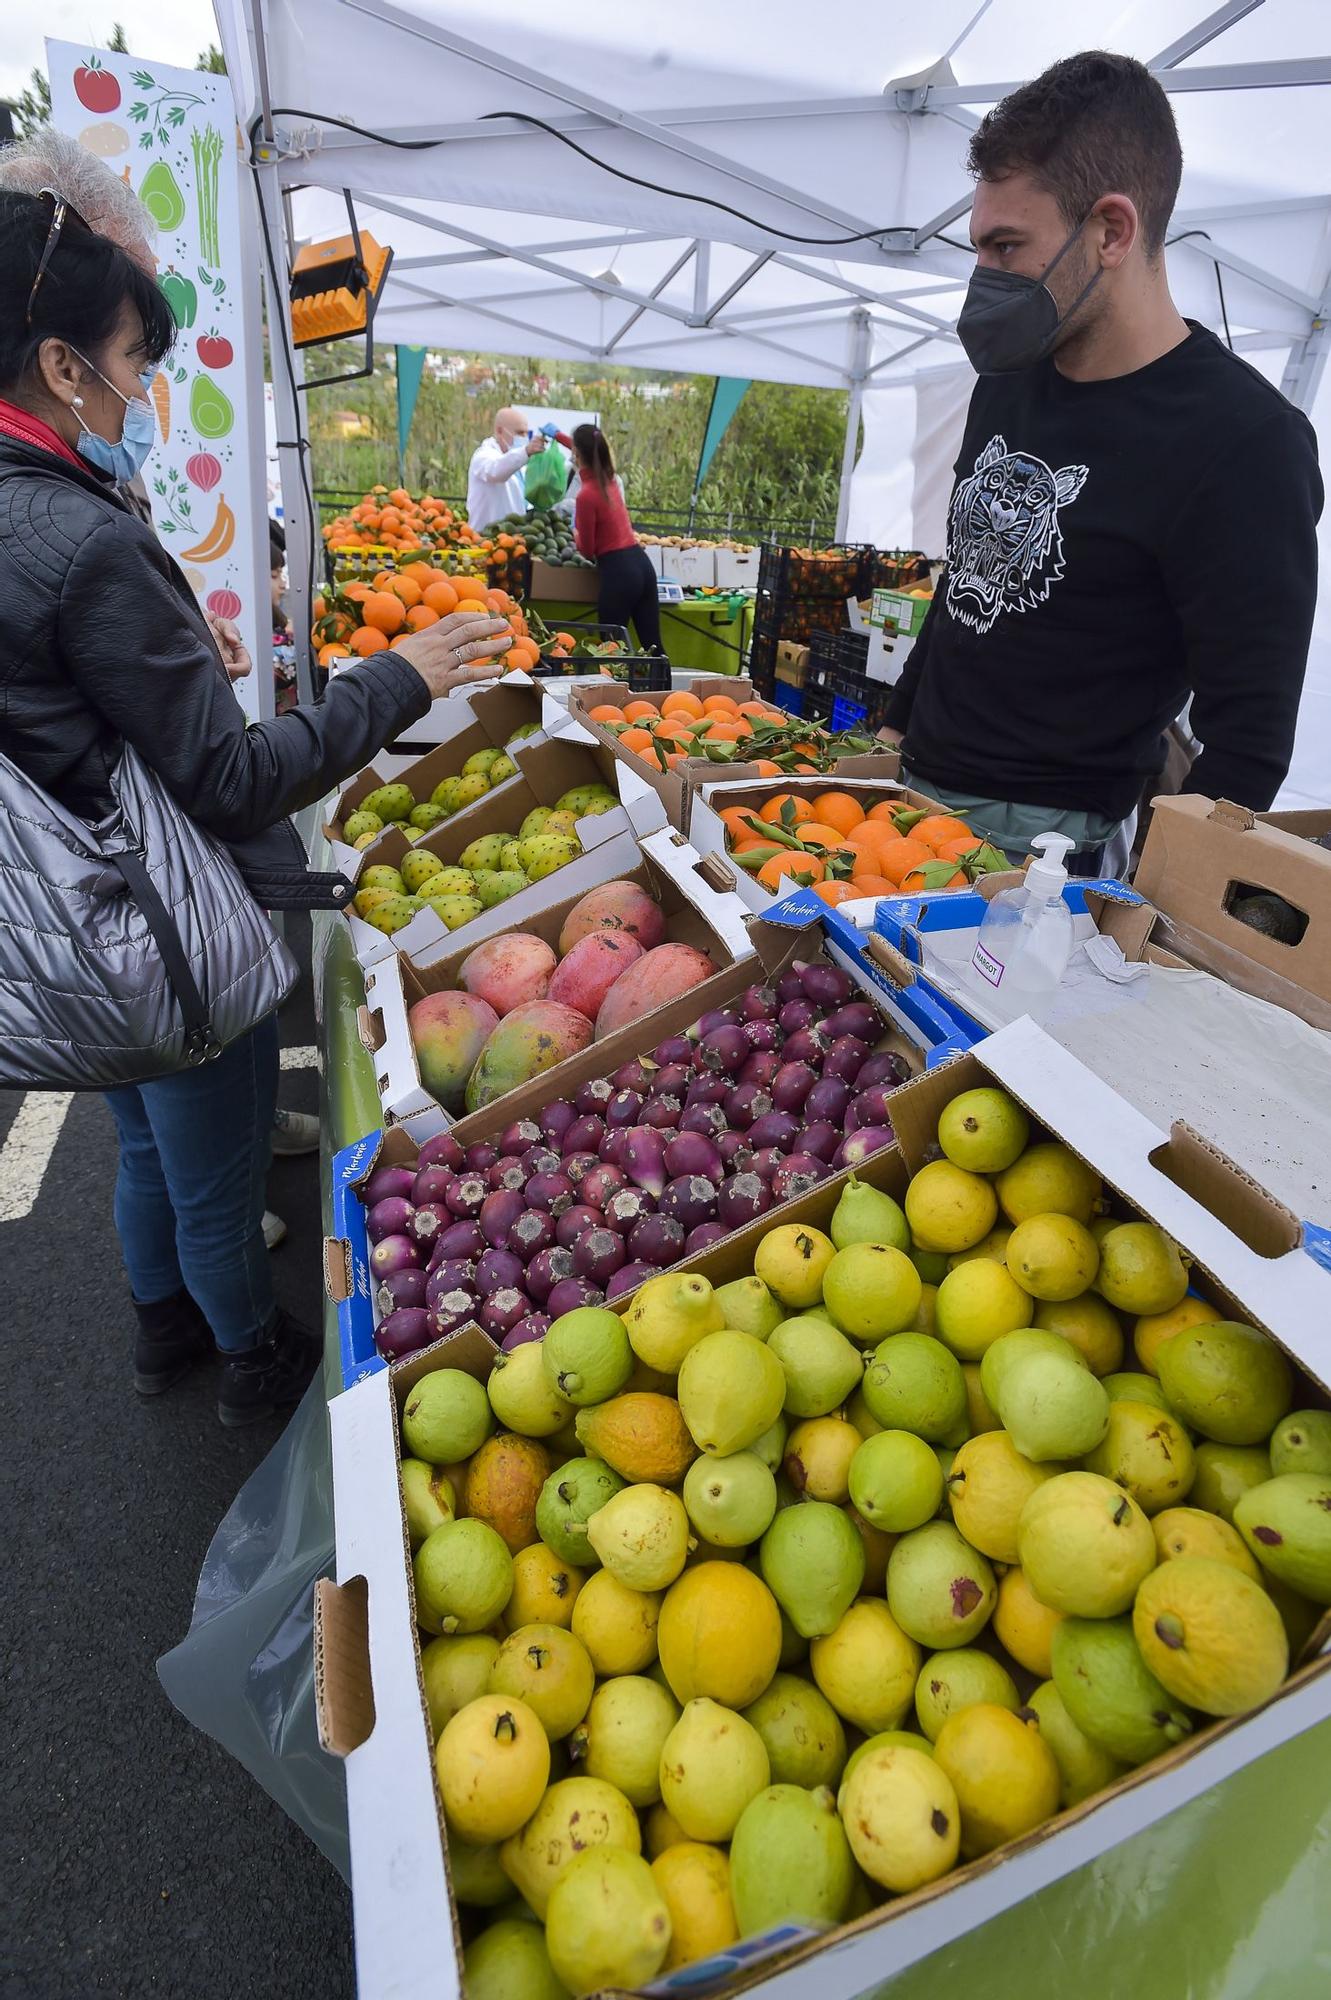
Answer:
[{"left": 25, "top": 187, "right": 94, "bottom": 331}]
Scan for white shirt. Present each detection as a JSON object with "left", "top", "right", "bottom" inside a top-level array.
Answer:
[{"left": 467, "top": 435, "right": 530, "bottom": 531}]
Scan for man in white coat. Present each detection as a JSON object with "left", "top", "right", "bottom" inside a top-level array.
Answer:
[{"left": 467, "top": 407, "right": 547, "bottom": 531}]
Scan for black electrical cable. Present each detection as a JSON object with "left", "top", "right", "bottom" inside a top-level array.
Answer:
[
  {"left": 252, "top": 107, "right": 913, "bottom": 248},
  {"left": 1167, "top": 229, "right": 1235, "bottom": 351}
]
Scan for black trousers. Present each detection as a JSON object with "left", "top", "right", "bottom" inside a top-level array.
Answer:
[{"left": 597, "top": 544, "right": 663, "bottom": 654}]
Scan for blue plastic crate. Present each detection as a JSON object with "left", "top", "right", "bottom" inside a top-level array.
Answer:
[
  {"left": 772, "top": 683, "right": 804, "bottom": 716},
  {"left": 755, "top": 885, "right": 973, "bottom": 1067},
  {"left": 328, "top": 1129, "right": 390, "bottom": 1389},
  {"left": 830, "top": 695, "right": 867, "bottom": 731}
]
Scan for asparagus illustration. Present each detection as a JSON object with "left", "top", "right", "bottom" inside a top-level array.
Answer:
[{"left": 192, "top": 125, "right": 223, "bottom": 266}]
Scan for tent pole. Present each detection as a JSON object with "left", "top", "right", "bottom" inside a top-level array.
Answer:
[
  {"left": 254, "top": 156, "right": 317, "bottom": 707},
  {"left": 835, "top": 310, "right": 871, "bottom": 543}
]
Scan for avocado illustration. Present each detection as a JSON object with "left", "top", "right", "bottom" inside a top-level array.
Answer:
[
  {"left": 190, "top": 373, "right": 234, "bottom": 440},
  {"left": 140, "top": 161, "right": 185, "bottom": 233}
]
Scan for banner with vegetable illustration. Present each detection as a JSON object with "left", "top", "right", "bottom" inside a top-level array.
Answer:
[{"left": 48, "top": 41, "right": 270, "bottom": 720}]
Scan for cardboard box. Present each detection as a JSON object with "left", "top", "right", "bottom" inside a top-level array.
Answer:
[
  {"left": 373, "top": 670, "right": 572, "bottom": 782},
  {"left": 531, "top": 558, "right": 599, "bottom": 603},
  {"left": 689, "top": 772, "right": 940, "bottom": 916},
  {"left": 342, "top": 730, "right": 665, "bottom": 972},
  {"left": 672, "top": 545, "right": 717, "bottom": 589},
  {"left": 567, "top": 681, "right": 900, "bottom": 835},
  {"left": 359, "top": 826, "right": 758, "bottom": 1139},
  {"left": 774, "top": 641, "right": 809, "bottom": 688},
  {"left": 1134, "top": 794, "right": 1331, "bottom": 1025},
  {"left": 325, "top": 910, "right": 924, "bottom": 1375},
  {"left": 639, "top": 542, "right": 664, "bottom": 577},
  {"left": 871, "top": 584, "right": 933, "bottom": 638},
  {"left": 317, "top": 1018, "right": 1331, "bottom": 1997},
  {"left": 715, "top": 547, "right": 759, "bottom": 591},
  {"left": 324, "top": 678, "right": 567, "bottom": 874}
]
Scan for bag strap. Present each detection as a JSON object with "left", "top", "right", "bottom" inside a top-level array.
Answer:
[{"left": 108, "top": 845, "right": 222, "bottom": 1066}]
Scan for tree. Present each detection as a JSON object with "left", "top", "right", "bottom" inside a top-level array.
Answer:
[
  {"left": 10, "top": 22, "right": 130, "bottom": 136},
  {"left": 195, "top": 46, "right": 227, "bottom": 74}
]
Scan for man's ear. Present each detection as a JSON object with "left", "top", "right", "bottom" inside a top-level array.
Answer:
[{"left": 1093, "top": 194, "right": 1139, "bottom": 270}]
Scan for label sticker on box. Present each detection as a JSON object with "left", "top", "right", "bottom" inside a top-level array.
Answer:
[{"left": 972, "top": 941, "right": 1005, "bottom": 988}]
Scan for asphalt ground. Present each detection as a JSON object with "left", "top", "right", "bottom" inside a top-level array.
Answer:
[{"left": 1, "top": 918, "right": 355, "bottom": 1999}]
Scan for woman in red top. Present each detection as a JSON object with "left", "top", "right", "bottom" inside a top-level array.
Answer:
[{"left": 572, "top": 423, "right": 663, "bottom": 656}]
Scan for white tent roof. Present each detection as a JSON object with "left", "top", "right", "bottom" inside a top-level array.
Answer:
[
  {"left": 218, "top": 0, "right": 1331, "bottom": 396},
  {"left": 217, "top": 0, "right": 1331, "bottom": 805}
]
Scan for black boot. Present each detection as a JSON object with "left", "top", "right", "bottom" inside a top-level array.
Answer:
[
  {"left": 133, "top": 1290, "right": 213, "bottom": 1397},
  {"left": 217, "top": 1310, "right": 320, "bottom": 1428}
]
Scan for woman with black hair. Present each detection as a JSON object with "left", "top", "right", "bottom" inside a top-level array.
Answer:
[
  {"left": 0, "top": 187, "right": 512, "bottom": 1425},
  {"left": 571, "top": 422, "right": 663, "bottom": 656}
]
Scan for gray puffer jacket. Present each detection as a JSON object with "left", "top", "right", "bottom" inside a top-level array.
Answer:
[{"left": 0, "top": 435, "right": 433, "bottom": 908}]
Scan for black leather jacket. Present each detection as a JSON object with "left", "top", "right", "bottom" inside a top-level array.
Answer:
[{"left": 0, "top": 435, "right": 433, "bottom": 909}]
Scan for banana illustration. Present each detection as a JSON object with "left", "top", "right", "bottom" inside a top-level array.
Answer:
[{"left": 181, "top": 494, "right": 235, "bottom": 563}]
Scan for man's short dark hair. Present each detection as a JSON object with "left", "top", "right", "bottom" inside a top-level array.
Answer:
[{"left": 968, "top": 51, "right": 1183, "bottom": 257}]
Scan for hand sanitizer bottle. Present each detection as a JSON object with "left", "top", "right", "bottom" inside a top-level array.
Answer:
[{"left": 970, "top": 832, "right": 1077, "bottom": 1017}]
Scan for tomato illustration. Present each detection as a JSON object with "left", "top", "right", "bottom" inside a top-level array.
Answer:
[
  {"left": 74, "top": 59, "right": 121, "bottom": 114},
  {"left": 196, "top": 332, "right": 234, "bottom": 369}
]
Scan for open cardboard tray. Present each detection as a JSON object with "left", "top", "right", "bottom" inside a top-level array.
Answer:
[
  {"left": 689, "top": 773, "right": 945, "bottom": 916},
  {"left": 317, "top": 1016, "right": 1331, "bottom": 1998},
  {"left": 372, "top": 671, "right": 573, "bottom": 784},
  {"left": 324, "top": 677, "right": 568, "bottom": 875},
  {"left": 358, "top": 826, "right": 758, "bottom": 1139},
  {"left": 566, "top": 679, "right": 899, "bottom": 836},
  {"left": 324, "top": 909, "right": 921, "bottom": 1380},
  {"left": 1134, "top": 794, "right": 1331, "bottom": 1025},
  {"left": 531, "top": 557, "right": 600, "bottom": 603},
  {"left": 341, "top": 730, "right": 666, "bottom": 972}
]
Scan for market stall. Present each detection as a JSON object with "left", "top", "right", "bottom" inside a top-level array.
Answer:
[{"left": 159, "top": 6, "right": 1331, "bottom": 1993}]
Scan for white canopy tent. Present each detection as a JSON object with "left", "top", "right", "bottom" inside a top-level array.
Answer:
[{"left": 215, "top": 0, "right": 1331, "bottom": 801}]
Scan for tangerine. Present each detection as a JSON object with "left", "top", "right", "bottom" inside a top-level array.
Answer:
[
  {"left": 349, "top": 626, "right": 389, "bottom": 656},
  {"left": 812, "top": 881, "right": 857, "bottom": 907},
  {"left": 361, "top": 593, "right": 406, "bottom": 636},
  {"left": 759, "top": 794, "right": 815, "bottom": 826},
  {"left": 423, "top": 579, "right": 460, "bottom": 616},
  {"left": 624, "top": 700, "right": 659, "bottom": 723},
  {"left": 901, "top": 863, "right": 966, "bottom": 891},
  {"left": 874, "top": 837, "right": 935, "bottom": 885},
  {"left": 915, "top": 815, "right": 975, "bottom": 853},
  {"left": 405, "top": 605, "right": 440, "bottom": 631},
  {"left": 387, "top": 576, "right": 423, "bottom": 608},
  {"left": 810, "top": 792, "right": 866, "bottom": 834},
  {"left": 757, "top": 853, "right": 825, "bottom": 892},
  {"left": 662, "top": 692, "right": 705, "bottom": 720}
]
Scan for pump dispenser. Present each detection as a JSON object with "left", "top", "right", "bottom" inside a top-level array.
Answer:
[{"left": 970, "top": 833, "right": 1077, "bottom": 1016}]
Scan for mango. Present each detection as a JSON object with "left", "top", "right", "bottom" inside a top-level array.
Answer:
[
  {"left": 558, "top": 880, "right": 668, "bottom": 956},
  {"left": 408, "top": 989, "right": 500, "bottom": 1113},
  {"left": 593, "top": 942, "right": 715, "bottom": 1039},
  {"left": 465, "top": 1002, "right": 593, "bottom": 1114},
  {"left": 548, "top": 931, "right": 644, "bottom": 1022},
  {"left": 460, "top": 933, "right": 557, "bottom": 1015}
]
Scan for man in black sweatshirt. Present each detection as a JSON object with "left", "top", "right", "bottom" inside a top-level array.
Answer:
[{"left": 884, "top": 51, "right": 1322, "bottom": 870}]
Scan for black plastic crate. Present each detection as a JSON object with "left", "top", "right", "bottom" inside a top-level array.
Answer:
[
  {"left": 806, "top": 653, "right": 895, "bottom": 732},
  {"left": 808, "top": 627, "right": 871, "bottom": 677},
  {"left": 756, "top": 543, "right": 877, "bottom": 604}
]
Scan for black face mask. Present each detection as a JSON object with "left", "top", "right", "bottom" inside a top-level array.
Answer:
[{"left": 957, "top": 215, "right": 1104, "bottom": 375}]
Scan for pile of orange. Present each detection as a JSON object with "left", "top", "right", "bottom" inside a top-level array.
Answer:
[
  {"left": 321, "top": 484, "right": 528, "bottom": 592},
  {"left": 585, "top": 689, "right": 792, "bottom": 773},
  {"left": 719, "top": 791, "right": 987, "bottom": 902},
  {"left": 313, "top": 561, "right": 540, "bottom": 672}
]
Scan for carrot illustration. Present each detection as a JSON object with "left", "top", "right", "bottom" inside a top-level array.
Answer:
[{"left": 151, "top": 371, "right": 170, "bottom": 442}]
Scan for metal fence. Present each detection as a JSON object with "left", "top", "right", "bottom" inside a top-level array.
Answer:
[{"left": 311, "top": 489, "right": 839, "bottom": 548}]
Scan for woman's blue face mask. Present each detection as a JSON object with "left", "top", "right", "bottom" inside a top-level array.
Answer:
[{"left": 71, "top": 350, "right": 157, "bottom": 481}]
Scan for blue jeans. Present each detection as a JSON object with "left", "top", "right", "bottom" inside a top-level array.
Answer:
[{"left": 103, "top": 1014, "right": 280, "bottom": 1353}]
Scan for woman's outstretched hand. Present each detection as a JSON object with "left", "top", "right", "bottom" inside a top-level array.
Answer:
[{"left": 395, "top": 610, "right": 514, "bottom": 697}]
